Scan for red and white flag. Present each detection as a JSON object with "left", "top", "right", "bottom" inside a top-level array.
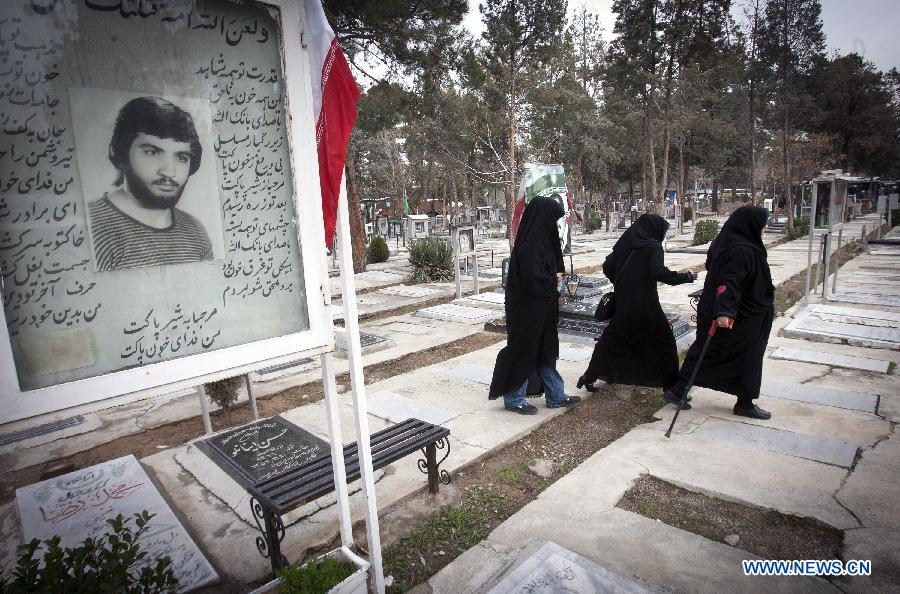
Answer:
[{"left": 306, "top": 0, "right": 361, "bottom": 248}]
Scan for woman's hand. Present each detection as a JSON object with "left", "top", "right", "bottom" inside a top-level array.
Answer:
[
  {"left": 556, "top": 272, "right": 564, "bottom": 281},
  {"left": 687, "top": 271, "right": 698, "bottom": 281},
  {"left": 716, "top": 316, "right": 734, "bottom": 329}
]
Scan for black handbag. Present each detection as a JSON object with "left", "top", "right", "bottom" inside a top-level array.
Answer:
[
  {"left": 593, "top": 251, "right": 633, "bottom": 322},
  {"left": 593, "top": 292, "right": 615, "bottom": 321}
]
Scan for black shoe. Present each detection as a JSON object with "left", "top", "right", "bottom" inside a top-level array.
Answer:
[
  {"left": 733, "top": 404, "right": 771, "bottom": 420},
  {"left": 505, "top": 402, "right": 538, "bottom": 415},
  {"left": 664, "top": 390, "right": 691, "bottom": 410},
  {"left": 577, "top": 376, "right": 599, "bottom": 393},
  {"left": 547, "top": 395, "right": 582, "bottom": 409}
]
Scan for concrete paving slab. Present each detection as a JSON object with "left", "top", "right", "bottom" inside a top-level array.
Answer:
[
  {"left": 782, "top": 316, "right": 900, "bottom": 349},
  {"left": 770, "top": 347, "right": 891, "bottom": 373},
  {"left": 416, "top": 303, "right": 499, "bottom": 325},
  {"left": 486, "top": 540, "right": 656, "bottom": 594},
  {"left": 558, "top": 345, "right": 593, "bottom": 362},
  {"left": 15, "top": 455, "right": 217, "bottom": 590},
  {"left": 365, "top": 391, "right": 460, "bottom": 426},
  {"left": 838, "top": 528, "right": 900, "bottom": 594},
  {"left": 679, "top": 388, "right": 888, "bottom": 448},
  {"left": 693, "top": 418, "right": 858, "bottom": 467},
  {"left": 445, "top": 363, "right": 494, "bottom": 385},
  {"left": 760, "top": 379, "right": 877, "bottom": 413}
]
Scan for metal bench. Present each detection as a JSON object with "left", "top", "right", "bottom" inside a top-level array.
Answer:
[{"left": 247, "top": 418, "right": 451, "bottom": 573}]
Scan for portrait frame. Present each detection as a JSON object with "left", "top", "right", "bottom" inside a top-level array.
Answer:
[{"left": 0, "top": 0, "right": 334, "bottom": 424}]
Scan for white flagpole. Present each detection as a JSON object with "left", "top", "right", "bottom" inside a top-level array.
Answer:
[{"left": 335, "top": 174, "right": 385, "bottom": 594}]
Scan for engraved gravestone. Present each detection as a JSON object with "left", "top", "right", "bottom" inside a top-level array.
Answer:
[
  {"left": 199, "top": 417, "right": 328, "bottom": 486},
  {"left": 336, "top": 331, "right": 388, "bottom": 351},
  {"left": 16, "top": 455, "right": 217, "bottom": 592}
]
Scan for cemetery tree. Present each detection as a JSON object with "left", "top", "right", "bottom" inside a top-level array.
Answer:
[
  {"left": 759, "top": 0, "right": 825, "bottom": 230},
  {"left": 321, "top": 0, "right": 468, "bottom": 271},
  {"left": 479, "top": 0, "right": 567, "bottom": 243},
  {"left": 813, "top": 54, "right": 900, "bottom": 175}
]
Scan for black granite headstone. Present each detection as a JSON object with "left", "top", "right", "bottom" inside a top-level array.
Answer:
[{"left": 199, "top": 417, "right": 329, "bottom": 487}]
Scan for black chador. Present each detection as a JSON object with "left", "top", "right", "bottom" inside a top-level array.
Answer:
[
  {"left": 579, "top": 214, "right": 695, "bottom": 391},
  {"left": 489, "top": 196, "right": 565, "bottom": 399},
  {"left": 668, "top": 206, "right": 775, "bottom": 419}
]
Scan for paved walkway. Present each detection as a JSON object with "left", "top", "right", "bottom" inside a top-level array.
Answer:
[{"left": 424, "top": 219, "right": 900, "bottom": 593}]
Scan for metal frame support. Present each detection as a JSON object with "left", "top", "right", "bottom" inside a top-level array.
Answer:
[
  {"left": 320, "top": 352, "right": 353, "bottom": 548},
  {"left": 196, "top": 385, "right": 213, "bottom": 434},
  {"left": 244, "top": 374, "right": 260, "bottom": 420}
]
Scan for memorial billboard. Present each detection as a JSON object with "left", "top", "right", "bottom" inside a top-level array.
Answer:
[{"left": 0, "top": 0, "right": 332, "bottom": 423}]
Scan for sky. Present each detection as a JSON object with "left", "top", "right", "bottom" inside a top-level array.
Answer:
[{"left": 463, "top": 0, "right": 899, "bottom": 74}]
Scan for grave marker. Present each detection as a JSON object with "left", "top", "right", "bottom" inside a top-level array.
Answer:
[
  {"left": 198, "top": 417, "right": 329, "bottom": 486},
  {"left": 16, "top": 455, "right": 217, "bottom": 592}
]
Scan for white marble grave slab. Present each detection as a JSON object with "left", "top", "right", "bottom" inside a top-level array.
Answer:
[
  {"left": 837, "top": 285, "right": 900, "bottom": 296},
  {"left": 365, "top": 391, "right": 459, "bottom": 426},
  {"left": 695, "top": 419, "right": 858, "bottom": 468},
  {"left": 446, "top": 363, "right": 494, "bottom": 385},
  {"left": 558, "top": 345, "right": 593, "bottom": 362},
  {"left": 806, "top": 304, "right": 900, "bottom": 324},
  {"left": 416, "top": 303, "right": 497, "bottom": 325},
  {"left": 16, "top": 455, "right": 217, "bottom": 592},
  {"left": 487, "top": 540, "right": 653, "bottom": 594},
  {"left": 355, "top": 271, "right": 406, "bottom": 282},
  {"left": 828, "top": 293, "right": 900, "bottom": 307},
  {"left": 378, "top": 284, "right": 442, "bottom": 298},
  {"left": 760, "top": 380, "right": 877, "bottom": 413},
  {"left": 467, "top": 292, "right": 507, "bottom": 305},
  {"left": 783, "top": 316, "right": 900, "bottom": 348},
  {"left": 357, "top": 295, "right": 386, "bottom": 306},
  {"left": 375, "top": 321, "right": 436, "bottom": 335},
  {"left": 770, "top": 347, "right": 890, "bottom": 373}
]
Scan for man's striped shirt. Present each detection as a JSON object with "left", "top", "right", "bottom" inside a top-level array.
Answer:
[{"left": 88, "top": 195, "right": 213, "bottom": 272}]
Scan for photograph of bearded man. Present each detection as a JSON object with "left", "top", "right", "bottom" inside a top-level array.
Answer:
[{"left": 87, "top": 96, "right": 213, "bottom": 272}]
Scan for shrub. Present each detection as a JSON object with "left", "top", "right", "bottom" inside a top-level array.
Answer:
[
  {"left": 692, "top": 219, "right": 720, "bottom": 246},
  {"left": 408, "top": 237, "right": 453, "bottom": 283},
  {"left": 584, "top": 215, "right": 603, "bottom": 233},
  {"left": 205, "top": 376, "right": 244, "bottom": 424},
  {"left": 787, "top": 217, "right": 810, "bottom": 240},
  {"left": 365, "top": 235, "right": 390, "bottom": 264},
  {"left": 3, "top": 512, "right": 178, "bottom": 594},
  {"left": 892, "top": 208, "right": 900, "bottom": 227},
  {"left": 682, "top": 205, "right": 693, "bottom": 222},
  {"left": 276, "top": 556, "right": 356, "bottom": 594}
]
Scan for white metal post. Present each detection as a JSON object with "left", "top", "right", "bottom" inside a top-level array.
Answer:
[
  {"left": 335, "top": 180, "right": 385, "bottom": 594},
  {"left": 832, "top": 227, "right": 843, "bottom": 294},
  {"left": 453, "top": 227, "right": 462, "bottom": 300},
  {"left": 320, "top": 351, "right": 353, "bottom": 547},
  {"left": 804, "top": 182, "right": 818, "bottom": 304}
]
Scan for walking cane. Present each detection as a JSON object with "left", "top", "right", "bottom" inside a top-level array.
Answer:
[{"left": 665, "top": 318, "right": 719, "bottom": 438}]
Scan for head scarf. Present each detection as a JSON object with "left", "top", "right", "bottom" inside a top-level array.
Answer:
[
  {"left": 507, "top": 196, "right": 565, "bottom": 297},
  {"left": 611, "top": 213, "right": 669, "bottom": 257},
  {"left": 707, "top": 205, "right": 769, "bottom": 268}
]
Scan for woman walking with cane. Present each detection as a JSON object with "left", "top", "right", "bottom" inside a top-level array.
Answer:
[
  {"left": 576, "top": 214, "right": 696, "bottom": 393},
  {"left": 665, "top": 205, "right": 775, "bottom": 419},
  {"left": 489, "top": 196, "right": 581, "bottom": 414}
]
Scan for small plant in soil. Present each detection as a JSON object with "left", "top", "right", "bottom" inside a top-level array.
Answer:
[
  {"left": 205, "top": 375, "right": 245, "bottom": 425},
  {"left": 2, "top": 511, "right": 178, "bottom": 593},
  {"left": 408, "top": 237, "right": 453, "bottom": 283},
  {"left": 276, "top": 556, "right": 356, "bottom": 594},
  {"left": 366, "top": 235, "right": 390, "bottom": 264}
]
